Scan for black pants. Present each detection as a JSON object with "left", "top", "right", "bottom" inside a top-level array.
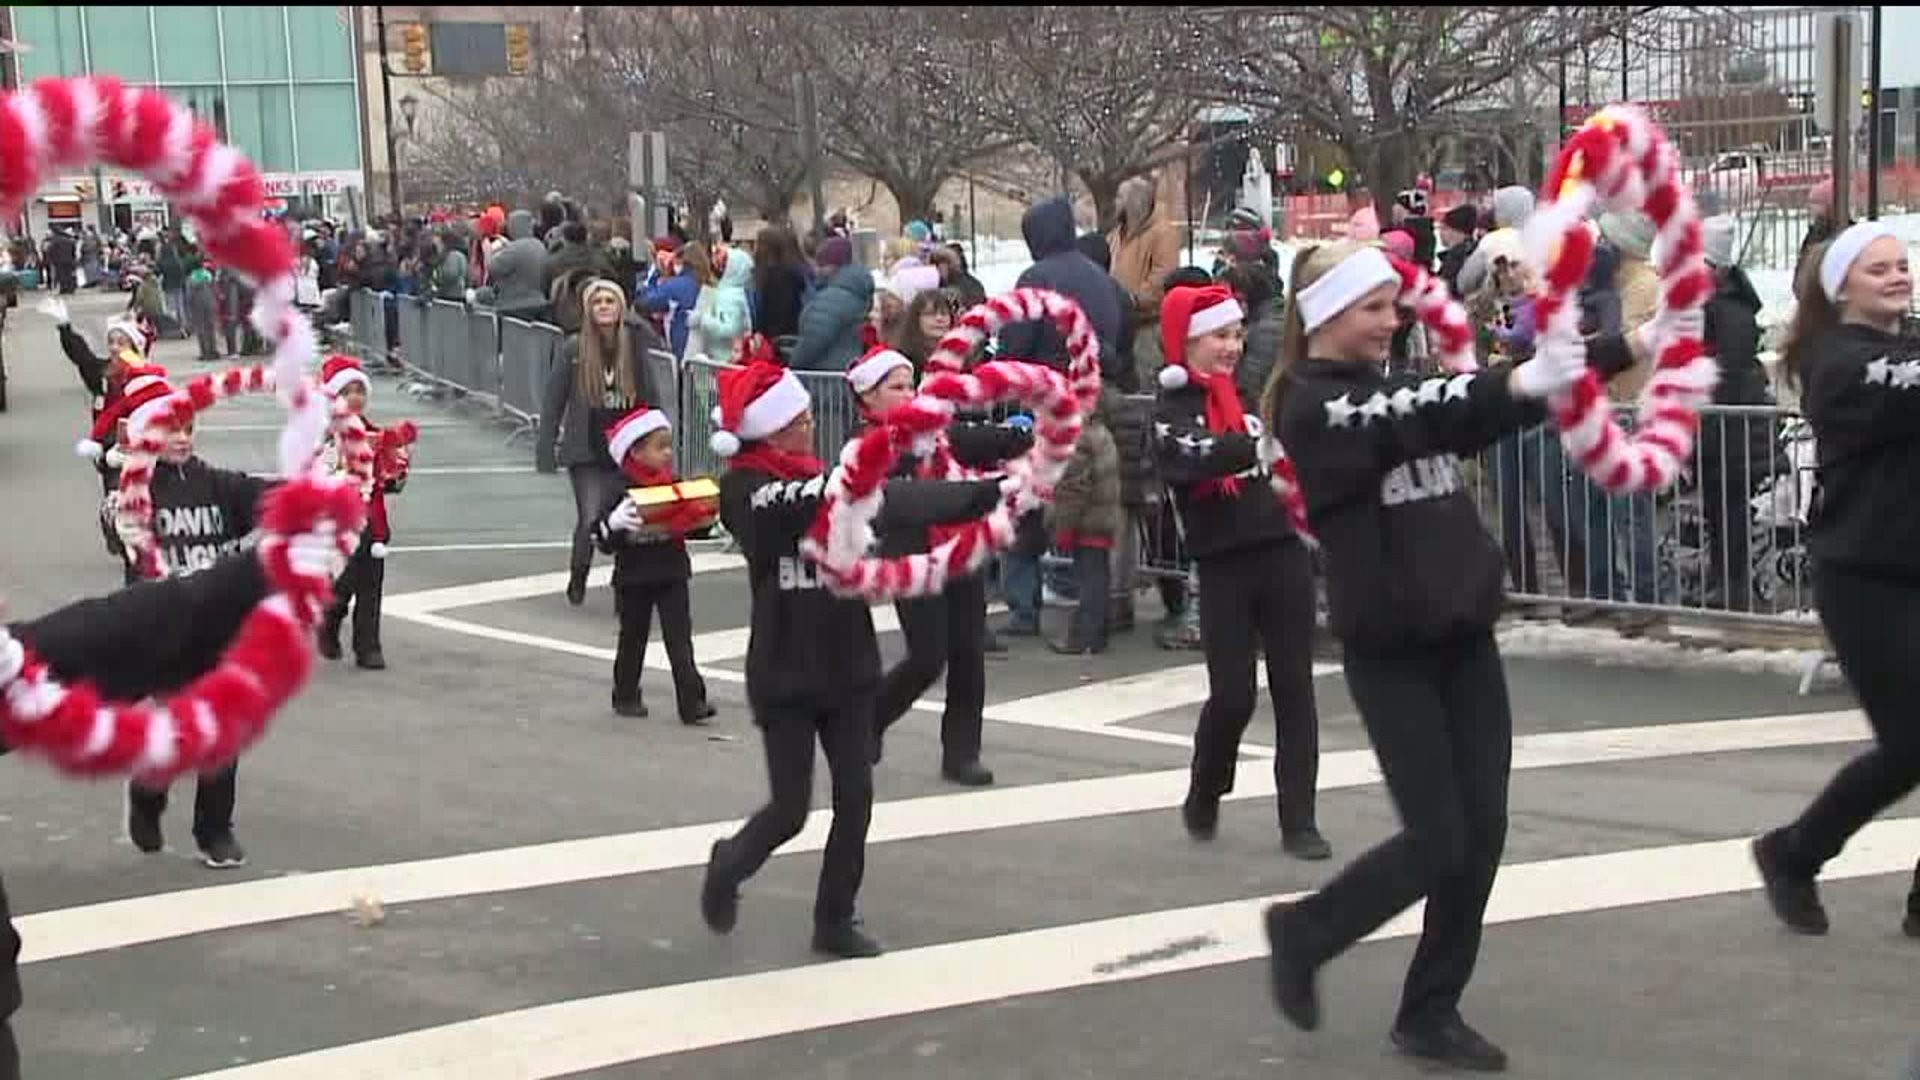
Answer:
[
  {"left": 0, "top": 874, "right": 20, "bottom": 1080},
  {"left": 712, "top": 697, "right": 875, "bottom": 926},
  {"left": 324, "top": 538, "right": 386, "bottom": 656},
  {"left": 568, "top": 466, "right": 611, "bottom": 580},
  {"left": 873, "top": 576, "right": 987, "bottom": 767},
  {"left": 1065, "top": 545, "right": 1112, "bottom": 650},
  {"left": 1697, "top": 444, "right": 1753, "bottom": 610},
  {"left": 1189, "top": 541, "right": 1321, "bottom": 831},
  {"left": 613, "top": 580, "right": 707, "bottom": 717},
  {"left": 129, "top": 762, "right": 239, "bottom": 844},
  {"left": 1775, "top": 562, "right": 1920, "bottom": 876},
  {"left": 1290, "top": 631, "right": 1512, "bottom": 1031}
]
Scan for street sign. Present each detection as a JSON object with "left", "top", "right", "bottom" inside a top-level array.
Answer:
[
  {"left": 628, "top": 131, "right": 668, "bottom": 192},
  {"left": 1814, "top": 13, "right": 1863, "bottom": 135}
]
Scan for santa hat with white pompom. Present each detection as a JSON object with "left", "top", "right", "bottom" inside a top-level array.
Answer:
[
  {"left": 709, "top": 359, "right": 811, "bottom": 458},
  {"left": 76, "top": 372, "right": 175, "bottom": 465},
  {"left": 1156, "top": 285, "right": 1245, "bottom": 391}
]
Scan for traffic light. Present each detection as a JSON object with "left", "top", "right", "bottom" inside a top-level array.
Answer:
[
  {"left": 400, "top": 23, "right": 428, "bottom": 74},
  {"left": 505, "top": 25, "right": 531, "bottom": 75}
]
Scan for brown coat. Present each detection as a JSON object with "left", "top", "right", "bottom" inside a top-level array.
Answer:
[
  {"left": 1610, "top": 256, "right": 1661, "bottom": 401},
  {"left": 1049, "top": 415, "right": 1123, "bottom": 542},
  {"left": 1107, "top": 176, "right": 1182, "bottom": 322}
]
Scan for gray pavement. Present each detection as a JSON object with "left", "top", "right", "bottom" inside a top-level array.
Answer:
[{"left": 0, "top": 292, "right": 1914, "bottom": 1079}]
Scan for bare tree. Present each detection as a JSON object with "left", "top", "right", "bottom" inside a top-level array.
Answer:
[
  {"left": 952, "top": 7, "right": 1211, "bottom": 228},
  {"left": 1198, "top": 6, "right": 1673, "bottom": 218}
]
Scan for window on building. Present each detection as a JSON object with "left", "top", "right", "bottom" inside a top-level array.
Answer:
[
  {"left": 294, "top": 85, "right": 359, "bottom": 170},
  {"left": 428, "top": 22, "right": 508, "bottom": 77},
  {"left": 287, "top": 7, "right": 354, "bottom": 81},
  {"left": 155, "top": 7, "right": 224, "bottom": 84},
  {"left": 225, "top": 84, "right": 296, "bottom": 172},
  {"left": 83, "top": 7, "right": 155, "bottom": 82},
  {"left": 170, "top": 84, "right": 227, "bottom": 140},
  {"left": 221, "top": 7, "right": 289, "bottom": 82},
  {"left": 12, "top": 7, "right": 87, "bottom": 80}
]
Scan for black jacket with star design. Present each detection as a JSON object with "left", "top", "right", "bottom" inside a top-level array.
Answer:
[
  {"left": 718, "top": 464, "right": 1003, "bottom": 713},
  {"left": 1273, "top": 359, "right": 1545, "bottom": 652},
  {"left": 1151, "top": 383, "right": 1301, "bottom": 561},
  {"left": 1800, "top": 323, "right": 1920, "bottom": 579}
]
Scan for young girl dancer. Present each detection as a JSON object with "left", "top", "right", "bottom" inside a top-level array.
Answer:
[
  {"left": 699, "top": 358, "right": 1001, "bottom": 958},
  {"left": 593, "top": 403, "right": 715, "bottom": 724},
  {"left": 1152, "top": 284, "right": 1326, "bottom": 859},
  {"left": 317, "top": 356, "right": 410, "bottom": 671},
  {"left": 1260, "top": 242, "right": 1632, "bottom": 1070},
  {"left": 850, "top": 345, "right": 1030, "bottom": 785},
  {"left": 1751, "top": 222, "right": 1920, "bottom": 940}
]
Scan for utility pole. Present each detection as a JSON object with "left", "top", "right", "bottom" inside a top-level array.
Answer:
[
  {"left": 794, "top": 71, "right": 827, "bottom": 237},
  {"left": 1868, "top": 5, "right": 1883, "bottom": 219},
  {"left": 375, "top": 5, "right": 401, "bottom": 220}
]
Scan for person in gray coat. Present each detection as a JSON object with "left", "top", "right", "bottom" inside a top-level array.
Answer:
[
  {"left": 537, "top": 279, "right": 666, "bottom": 605},
  {"left": 789, "top": 250, "right": 874, "bottom": 372},
  {"left": 483, "top": 210, "right": 553, "bottom": 321}
]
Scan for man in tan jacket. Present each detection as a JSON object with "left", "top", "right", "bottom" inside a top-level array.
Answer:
[
  {"left": 1108, "top": 174, "right": 1182, "bottom": 382},
  {"left": 1598, "top": 211, "right": 1661, "bottom": 402}
]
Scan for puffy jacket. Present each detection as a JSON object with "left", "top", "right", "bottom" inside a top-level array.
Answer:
[
  {"left": 691, "top": 248, "right": 754, "bottom": 362},
  {"left": 1049, "top": 412, "right": 1123, "bottom": 542},
  {"left": 789, "top": 264, "right": 875, "bottom": 372},
  {"left": 486, "top": 210, "right": 552, "bottom": 317}
]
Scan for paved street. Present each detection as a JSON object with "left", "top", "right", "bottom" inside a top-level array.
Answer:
[{"left": 0, "top": 293, "right": 1914, "bottom": 1079}]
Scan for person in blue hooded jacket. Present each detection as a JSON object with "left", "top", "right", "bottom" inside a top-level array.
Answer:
[
  {"left": 996, "top": 197, "right": 1124, "bottom": 381},
  {"left": 641, "top": 236, "right": 701, "bottom": 359}
]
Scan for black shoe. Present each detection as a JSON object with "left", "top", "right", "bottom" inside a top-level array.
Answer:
[
  {"left": 700, "top": 840, "right": 739, "bottom": 934},
  {"left": 1181, "top": 795, "right": 1219, "bottom": 841},
  {"left": 316, "top": 629, "right": 343, "bottom": 661},
  {"left": 1751, "top": 831, "right": 1828, "bottom": 935},
  {"left": 355, "top": 650, "right": 387, "bottom": 671},
  {"left": 1282, "top": 827, "right": 1332, "bottom": 861},
  {"left": 1391, "top": 1017, "right": 1509, "bottom": 1073},
  {"left": 127, "top": 796, "right": 164, "bottom": 854},
  {"left": 812, "top": 920, "right": 885, "bottom": 959},
  {"left": 1263, "top": 902, "right": 1321, "bottom": 1032},
  {"left": 942, "top": 760, "right": 995, "bottom": 787},
  {"left": 682, "top": 702, "right": 717, "bottom": 726},
  {"left": 613, "top": 698, "right": 649, "bottom": 719},
  {"left": 566, "top": 574, "right": 587, "bottom": 607},
  {"left": 197, "top": 832, "right": 248, "bottom": 869}
]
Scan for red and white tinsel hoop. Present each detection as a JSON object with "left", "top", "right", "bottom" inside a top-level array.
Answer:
[
  {"left": 800, "top": 288, "right": 1101, "bottom": 601},
  {"left": 0, "top": 76, "right": 362, "bottom": 782},
  {"left": 1524, "top": 104, "right": 1716, "bottom": 492}
]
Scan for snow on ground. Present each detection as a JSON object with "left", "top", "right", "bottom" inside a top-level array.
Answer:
[{"left": 1497, "top": 617, "right": 1833, "bottom": 686}]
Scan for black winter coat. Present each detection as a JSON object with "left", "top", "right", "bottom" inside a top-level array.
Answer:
[
  {"left": 1152, "top": 382, "right": 1299, "bottom": 562},
  {"left": 591, "top": 473, "right": 694, "bottom": 587},
  {"left": 1800, "top": 322, "right": 1920, "bottom": 580},
  {"left": 998, "top": 198, "right": 1126, "bottom": 384}
]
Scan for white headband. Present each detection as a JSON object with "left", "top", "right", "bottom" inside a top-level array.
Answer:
[
  {"left": 847, "top": 349, "right": 914, "bottom": 394},
  {"left": 607, "top": 409, "right": 669, "bottom": 463},
  {"left": 1819, "top": 221, "right": 1901, "bottom": 303},
  {"left": 1297, "top": 247, "right": 1399, "bottom": 334}
]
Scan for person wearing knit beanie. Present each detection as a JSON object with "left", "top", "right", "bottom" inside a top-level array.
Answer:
[
  {"left": 592, "top": 403, "right": 717, "bottom": 725},
  {"left": 317, "top": 353, "right": 412, "bottom": 671},
  {"left": 1153, "top": 283, "right": 1328, "bottom": 862},
  {"left": 815, "top": 236, "right": 855, "bottom": 274},
  {"left": 1259, "top": 241, "right": 1638, "bottom": 1071},
  {"left": 702, "top": 357, "right": 1005, "bottom": 960}
]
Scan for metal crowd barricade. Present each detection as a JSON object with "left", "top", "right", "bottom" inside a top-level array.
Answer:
[
  {"left": 346, "top": 288, "right": 389, "bottom": 366},
  {"left": 498, "top": 315, "right": 561, "bottom": 444},
  {"left": 677, "top": 357, "right": 859, "bottom": 479}
]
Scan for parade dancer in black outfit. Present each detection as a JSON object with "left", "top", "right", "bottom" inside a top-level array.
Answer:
[
  {"left": 698, "top": 360, "right": 1001, "bottom": 958},
  {"left": 1151, "top": 284, "right": 1327, "bottom": 859},
  {"left": 1751, "top": 222, "right": 1920, "bottom": 940},
  {"left": 1261, "top": 243, "right": 1634, "bottom": 1070},
  {"left": 848, "top": 346, "right": 1031, "bottom": 785}
]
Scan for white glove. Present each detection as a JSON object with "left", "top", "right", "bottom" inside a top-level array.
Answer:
[
  {"left": 608, "top": 499, "right": 643, "bottom": 535},
  {"left": 35, "top": 297, "right": 69, "bottom": 326},
  {"left": 289, "top": 528, "right": 349, "bottom": 580},
  {"left": 1510, "top": 336, "right": 1588, "bottom": 400},
  {"left": 1242, "top": 414, "right": 1264, "bottom": 439},
  {"left": 464, "top": 287, "right": 478, "bottom": 306},
  {"left": 0, "top": 630, "right": 24, "bottom": 688}
]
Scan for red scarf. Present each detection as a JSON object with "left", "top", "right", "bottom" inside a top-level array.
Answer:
[
  {"left": 728, "top": 443, "right": 823, "bottom": 481},
  {"left": 1188, "top": 366, "right": 1250, "bottom": 498},
  {"left": 621, "top": 460, "right": 672, "bottom": 488}
]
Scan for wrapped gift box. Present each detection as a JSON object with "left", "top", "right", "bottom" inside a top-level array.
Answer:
[{"left": 628, "top": 476, "right": 720, "bottom": 531}]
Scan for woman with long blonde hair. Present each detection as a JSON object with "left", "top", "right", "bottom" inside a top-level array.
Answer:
[{"left": 537, "top": 279, "right": 666, "bottom": 605}]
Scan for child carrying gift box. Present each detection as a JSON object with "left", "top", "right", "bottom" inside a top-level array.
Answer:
[{"left": 593, "top": 404, "right": 718, "bottom": 725}]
